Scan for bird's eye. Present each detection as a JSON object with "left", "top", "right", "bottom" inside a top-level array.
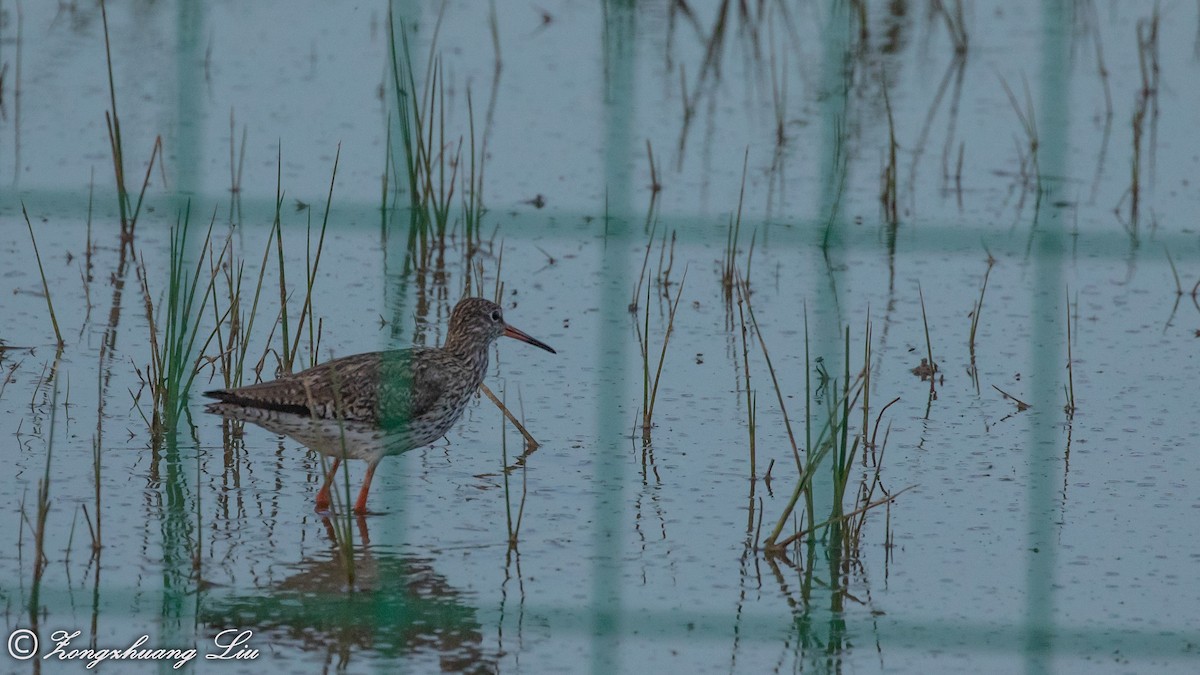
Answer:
[{"left": 490, "top": 310, "right": 502, "bottom": 322}]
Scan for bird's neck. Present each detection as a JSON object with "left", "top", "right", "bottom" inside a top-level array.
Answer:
[{"left": 445, "top": 337, "right": 490, "bottom": 384}]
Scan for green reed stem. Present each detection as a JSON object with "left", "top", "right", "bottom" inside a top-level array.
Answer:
[
  {"left": 142, "top": 205, "right": 221, "bottom": 436},
  {"left": 918, "top": 283, "right": 936, "bottom": 390},
  {"left": 272, "top": 146, "right": 292, "bottom": 373}
]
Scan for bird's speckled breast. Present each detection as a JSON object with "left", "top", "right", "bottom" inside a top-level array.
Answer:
[{"left": 383, "top": 348, "right": 489, "bottom": 453}]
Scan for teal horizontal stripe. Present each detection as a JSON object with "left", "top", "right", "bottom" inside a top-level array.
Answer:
[{"left": 3, "top": 187, "right": 1186, "bottom": 259}]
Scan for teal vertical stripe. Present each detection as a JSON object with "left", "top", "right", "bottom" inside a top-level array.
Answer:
[
  {"left": 595, "top": 1, "right": 636, "bottom": 671},
  {"left": 175, "top": 2, "right": 203, "bottom": 203},
  {"left": 1026, "top": 4, "right": 1069, "bottom": 674}
]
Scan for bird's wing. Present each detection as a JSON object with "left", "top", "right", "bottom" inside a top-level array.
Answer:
[
  {"left": 375, "top": 348, "right": 457, "bottom": 429},
  {"left": 204, "top": 352, "right": 388, "bottom": 422},
  {"left": 204, "top": 348, "right": 473, "bottom": 430}
]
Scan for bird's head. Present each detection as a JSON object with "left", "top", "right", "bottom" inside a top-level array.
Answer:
[{"left": 447, "top": 297, "right": 556, "bottom": 355}]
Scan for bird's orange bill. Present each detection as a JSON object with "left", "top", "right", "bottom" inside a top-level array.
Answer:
[{"left": 503, "top": 325, "right": 557, "bottom": 354}]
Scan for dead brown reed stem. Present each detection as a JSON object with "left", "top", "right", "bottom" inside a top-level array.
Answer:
[
  {"left": 992, "top": 384, "right": 1030, "bottom": 411},
  {"left": 481, "top": 383, "right": 539, "bottom": 451},
  {"left": 22, "top": 203, "right": 64, "bottom": 348},
  {"left": 774, "top": 486, "right": 914, "bottom": 550}
]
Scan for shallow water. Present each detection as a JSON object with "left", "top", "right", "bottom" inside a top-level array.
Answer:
[{"left": 2, "top": 2, "right": 1200, "bottom": 673}]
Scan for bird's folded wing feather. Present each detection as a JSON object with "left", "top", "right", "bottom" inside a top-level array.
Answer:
[{"left": 377, "top": 348, "right": 456, "bottom": 428}]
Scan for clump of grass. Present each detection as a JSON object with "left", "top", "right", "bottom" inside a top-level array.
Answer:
[
  {"left": 100, "top": 0, "right": 163, "bottom": 239},
  {"left": 761, "top": 321, "right": 908, "bottom": 554},
  {"left": 827, "top": 326, "right": 885, "bottom": 545},
  {"left": 136, "top": 205, "right": 223, "bottom": 439},
  {"left": 21, "top": 203, "right": 64, "bottom": 348},
  {"left": 761, "top": 386, "right": 837, "bottom": 551},
  {"left": 388, "top": 11, "right": 434, "bottom": 267},
  {"left": 759, "top": 343, "right": 815, "bottom": 550},
  {"left": 387, "top": 7, "right": 485, "bottom": 273}
]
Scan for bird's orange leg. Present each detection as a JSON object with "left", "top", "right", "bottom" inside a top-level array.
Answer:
[
  {"left": 354, "top": 459, "right": 381, "bottom": 515},
  {"left": 315, "top": 457, "right": 341, "bottom": 512}
]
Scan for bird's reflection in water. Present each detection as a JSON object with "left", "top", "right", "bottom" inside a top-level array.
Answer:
[{"left": 200, "top": 517, "right": 496, "bottom": 673}]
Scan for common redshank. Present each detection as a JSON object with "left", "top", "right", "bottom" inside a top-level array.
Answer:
[{"left": 203, "top": 297, "right": 556, "bottom": 514}]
